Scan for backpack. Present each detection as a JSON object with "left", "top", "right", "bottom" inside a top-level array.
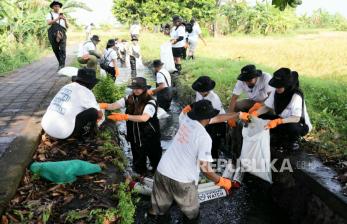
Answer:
[
  {"left": 100, "top": 49, "right": 114, "bottom": 70},
  {"left": 185, "top": 23, "right": 193, "bottom": 33}
]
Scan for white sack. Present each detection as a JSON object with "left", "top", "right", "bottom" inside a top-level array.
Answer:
[{"left": 160, "top": 42, "right": 176, "bottom": 73}]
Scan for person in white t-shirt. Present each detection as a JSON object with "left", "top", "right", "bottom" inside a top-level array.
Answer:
[
  {"left": 130, "top": 21, "right": 141, "bottom": 39},
  {"left": 186, "top": 18, "right": 206, "bottom": 60},
  {"left": 189, "top": 76, "right": 226, "bottom": 159},
  {"left": 146, "top": 100, "right": 241, "bottom": 223},
  {"left": 227, "top": 64, "right": 274, "bottom": 127},
  {"left": 250, "top": 68, "right": 312, "bottom": 151},
  {"left": 46, "top": 1, "right": 68, "bottom": 70},
  {"left": 101, "top": 39, "right": 120, "bottom": 80},
  {"left": 41, "top": 68, "right": 102, "bottom": 140},
  {"left": 170, "top": 15, "right": 186, "bottom": 73},
  {"left": 126, "top": 36, "right": 141, "bottom": 77},
  {"left": 77, "top": 35, "right": 101, "bottom": 70},
  {"left": 147, "top": 60, "right": 173, "bottom": 111},
  {"left": 99, "top": 77, "right": 163, "bottom": 176},
  {"left": 85, "top": 23, "right": 94, "bottom": 40}
]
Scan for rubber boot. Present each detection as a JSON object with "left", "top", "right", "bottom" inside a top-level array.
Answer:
[
  {"left": 175, "top": 64, "right": 182, "bottom": 74},
  {"left": 145, "top": 213, "right": 170, "bottom": 224},
  {"left": 182, "top": 212, "right": 200, "bottom": 224}
]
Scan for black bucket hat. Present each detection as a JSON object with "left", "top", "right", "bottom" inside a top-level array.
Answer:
[
  {"left": 238, "top": 64, "right": 262, "bottom": 81},
  {"left": 72, "top": 68, "right": 98, "bottom": 85},
  {"left": 128, "top": 77, "right": 151, "bottom": 89},
  {"left": 188, "top": 100, "right": 220, "bottom": 121},
  {"left": 91, "top": 35, "right": 101, "bottom": 42},
  {"left": 192, "top": 76, "right": 216, "bottom": 92},
  {"left": 269, "top": 67, "right": 295, "bottom": 88},
  {"left": 107, "top": 39, "right": 116, "bottom": 48},
  {"left": 153, "top": 60, "right": 164, "bottom": 68},
  {"left": 172, "top": 15, "right": 183, "bottom": 23},
  {"left": 50, "top": 1, "right": 63, "bottom": 8}
]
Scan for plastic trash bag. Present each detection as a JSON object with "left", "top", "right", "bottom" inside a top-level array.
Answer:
[
  {"left": 100, "top": 68, "right": 107, "bottom": 77},
  {"left": 30, "top": 160, "right": 102, "bottom": 184},
  {"left": 157, "top": 107, "right": 170, "bottom": 119},
  {"left": 239, "top": 117, "right": 272, "bottom": 183},
  {"left": 58, "top": 66, "right": 78, "bottom": 77},
  {"left": 160, "top": 42, "right": 176, "bottom": 72}
]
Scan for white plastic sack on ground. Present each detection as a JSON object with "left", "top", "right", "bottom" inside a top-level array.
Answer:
[
  {"left": 157, "top": 107, "right": 170, "bottom": 119},
  {"left": 160, "top": 42, "right": 176, "bottom": 72},
  {"left": 239, "top": 117, "right": 272, "bottom": 183},
  {"left": 58, "top": 67, "right": 78, "bottom": 77}
]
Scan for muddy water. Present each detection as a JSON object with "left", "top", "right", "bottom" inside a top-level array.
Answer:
[{"left": 114, "top": 65, "right": 288, "bottom": 224}]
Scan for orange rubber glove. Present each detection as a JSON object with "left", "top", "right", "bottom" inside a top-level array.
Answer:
[
  {"left": 239, "top": 112, "right": 250, "bottom": 122},
  {"left": 147, "top": 89, "right": 154, "bottom": 96},
  {"left": 108, "top": 113, "right": 129, "bottom": 121},
  {"left": 248, "top": 102, "right": 262, "bottom": 116},
  {"left": 266, "top": 118, "right": 283, "bottom": 129},
  {"left": 227, "top": 118, "right": 237, "bottom": 128},
  {"left": 99, "top": 103, "right": 108, "bottom": 110},
  {"left": 115, "top": 67, "right": 120, "bottom": 77},
  {"left": 182, "top": 105, "right": 192, "bottom": 114},
  {"left": 216, "top": 177, "right": 232, "bottom": 191}
]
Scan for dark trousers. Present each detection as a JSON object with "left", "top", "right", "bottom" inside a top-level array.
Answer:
[
  {"left": 48, "top": 29, "right": 66, "bottom": 67},
  {"left": 105, "top": 66, "right": 116, "bottom": 81},
  {"left": 130, "top": 55, "right": 137, "bottom": 77},
  {"left": 130, "top": 139, "right": 162, "bottom": 175},
  {"left": 157, "top": 90, "right": 172, "bottom": 112},
  {"left": 260, "top": 114, "right": 309, "bottom": 142},
  {"left": 206, "top": 123, "right": 226, "bottom": 159},
  {"left": 70, "top": 108, "right": 98, "bottom": 139}
]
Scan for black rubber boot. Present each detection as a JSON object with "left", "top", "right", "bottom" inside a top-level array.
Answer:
[
  {"left": 145, "top": 213, "right": 170, "bottom": 224},
  {"left": 175, "top": 64, "right": 182, "bottom": 73},
  {"left": 182, "top": 212, "right": 200, "bottom": 224}
]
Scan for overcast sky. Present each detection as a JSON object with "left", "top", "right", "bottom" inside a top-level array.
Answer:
[{"left": 71, "top": 0, "right": 347, "bottom": 25}]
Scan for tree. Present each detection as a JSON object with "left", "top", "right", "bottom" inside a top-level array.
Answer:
[
  {"left": 272, "top": 0, "right": 302, "bottom": 11},
  {"left": 112, "top": 0, "right": 217, "bottom": 26}
]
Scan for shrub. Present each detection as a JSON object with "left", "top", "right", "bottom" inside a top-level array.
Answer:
[{"left": 93, "top": 76, "right": 126, "bottom": 103}]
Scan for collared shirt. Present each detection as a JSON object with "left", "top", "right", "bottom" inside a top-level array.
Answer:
[
  {"left": 195, "top": 91, "right": 225, "bottom": 114},
  {"left": 232, "top": 73, "right": 273, "bottom": 102},
  {"left": 46, "top": 12, "right": 66, "bottom": 28}
]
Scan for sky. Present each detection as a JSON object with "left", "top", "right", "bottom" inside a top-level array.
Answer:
[{"left": 71, "top": 0, "right": 347, "bottom": 26}]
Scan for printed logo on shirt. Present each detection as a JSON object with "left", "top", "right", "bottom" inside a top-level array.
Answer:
[{"left": 50, "top": 88, "right": 72, "bottom": 115}]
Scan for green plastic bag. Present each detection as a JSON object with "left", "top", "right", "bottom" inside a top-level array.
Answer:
[{"left": 30, "top": 160, "right": 102, "bottom": 184}]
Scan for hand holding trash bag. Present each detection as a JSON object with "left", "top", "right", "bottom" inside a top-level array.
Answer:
[
  {"left": 239, "top": 112, "right": 250, "bottom": 122},
  {"left": 266, "top": 118, "right": 283, "bottom": 129},
  {"left": 108, "top": 113, "right": 129, "bottom": 121},
  {"left": 147, "top": 89, "right": 154, "bottom": 95},
  {"left": 248, "top": 102, "right": 262, "bottom": 116},
  {"left": 216, "top": 177, "right": 232, "bottom": 191}
]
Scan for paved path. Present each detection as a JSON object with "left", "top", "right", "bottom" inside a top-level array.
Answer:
[{"left": 0, "top": 48, "right": 76, "bottom": 157}]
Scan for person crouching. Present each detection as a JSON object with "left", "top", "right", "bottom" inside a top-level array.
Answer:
[{"left": 41, "top": 68, "right": 102, "bottom": 140}]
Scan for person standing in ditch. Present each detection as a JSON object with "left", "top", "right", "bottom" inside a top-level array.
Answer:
[
  {"left": 77, "top": 35, "right": 101, "bottom": 70},
  {"left": 147, "top": 60, "right": 173, "bottom": 112},
  {"left": 146, "top": 100, "right": 244, "bottom": 223},
  {"left": 126, "top": 36, "right": 141, "bottom": 77},
  {"left": 101, "top": 39, "right": 120, "bottom": 80},
  {"left": 41, "top": 68, "right": 103, "bottom": 140},
  {"left": 188, "top": 76, "right": 226, "bottom": 159},
  {"left": 170, "top": 15, "right": 186, "bottom": 73},
  {"left": 47, "top": 1, "right": 68, "bottom": 70},
  {"left": 99, "top": 77, "right": 163, "bottom": 176},
  {"left": 247, "top": 68, "right": 312, "bottom": 151}
]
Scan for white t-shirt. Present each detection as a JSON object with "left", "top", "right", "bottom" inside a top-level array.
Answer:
[
  {"left": 77, "top": 41, "right": 96, "bottom": 57},
  {"left": 41, "top": 83, "right": 99, "bottom": 139},
  {"left": 195, "top": 91, "right": 225, "bottom": 114},
  {"left": 156, "top": 68, "right": 171, "bottom": 88},
  {"left": 188, "top": 23, "right": 202, "bottom": 42},
  {"left": 264, "top": 91, "right": 313, "bottom": 131},
  {"left": 116, "top": 97, "right": 156, "bottom": 117},
  {"left": 157, "top": 113, "right": 213, "bottom": 184},
  {"left": 232, "top": 73, "right": 273, "bottom": 102},
  {"left": 103, "top": 48, "right": 118, "bottom": 67},
  {"left": 46, "top": 12, "right": 66, "bottom": 29},
  {"left": 170, "top": 25, "right": 186, "bottom": 48},
  {"left": 130, "top": 24, "right": 141, "bottom": 35}
]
